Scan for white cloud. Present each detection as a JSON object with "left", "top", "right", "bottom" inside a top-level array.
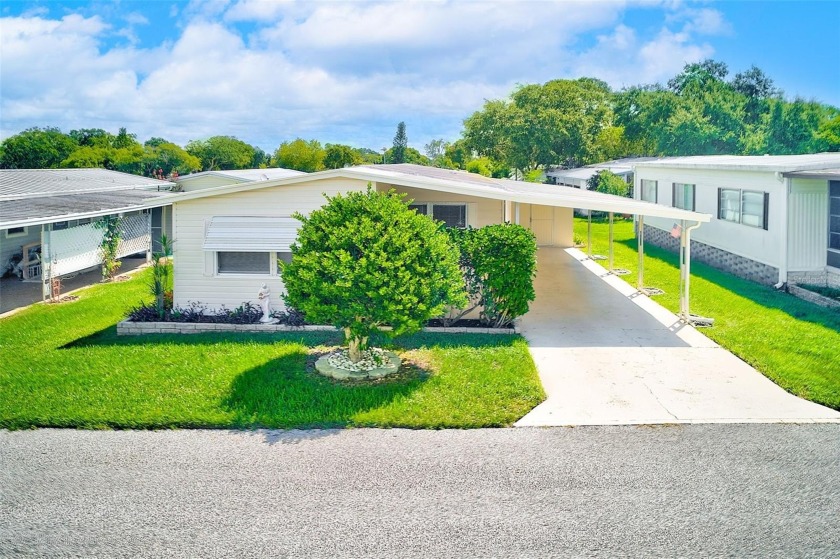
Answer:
[
  {"left": 570, "top": 24, "right": 713, "bottom": 89},
  {"left": 0, "top": 2, "right": 729, "bottom": 150}
]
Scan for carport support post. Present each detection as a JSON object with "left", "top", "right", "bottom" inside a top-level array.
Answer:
[
  {"left": 608, "top": 212, "right": 614, "bottom": 271},
  {"left": 679, "top": 219, "right": 690, "bottom": 320},
  {"left": 637, "top": 215, "right": 645, "bottom": 290},
  {"left": 587, "top": 213, "right": 592, "bottom": 258}
]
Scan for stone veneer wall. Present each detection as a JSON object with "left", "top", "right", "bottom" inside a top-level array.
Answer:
[{"left": 642, "top": 224, "right": 779, "bottom": 286}]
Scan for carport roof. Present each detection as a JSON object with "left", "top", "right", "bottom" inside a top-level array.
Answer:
[
  {"left": 0, "top": 169, "right": 177, "bottom": 229},
  {"left": 0, "top": 190, "right": 176, "bottom": 229},
  {"left": 170, "top": 164, "right": 711, "bottom": 222}
]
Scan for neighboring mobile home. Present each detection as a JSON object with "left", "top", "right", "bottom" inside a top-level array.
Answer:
[
  {"left": 0, "top": 169, "right": 175, "bottom": 300},
  {"left": 168, "top": 164, "right": 709, "bottom": 316},
  {"left": 633, "top": 154, "right": 840, "bottom": 287}
]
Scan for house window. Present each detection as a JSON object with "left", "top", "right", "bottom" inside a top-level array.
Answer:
[
  {"left": 217, "top": 252, "right": 271, "bottom": 275},
  {"left": 5, "top": 226, "right": 27, "bottom": 238},
  {"left": 77, "top": 218, "right": 91, "bottom": 225},
  {"left": 829, "top": 181, "right": 840, "bottom": 268},
  {"left": 52, "top": 221, "right": 69, "bottom": 231},
  {"left": 718, "top": 188, "right": 768, "bottom": 230},
  {"left": 432, "top": 204, "right": 467, "bottom": 228},
  {"left": 672, "top": 183, "right": 695, "bottom": 211},
  {"left": 276, "top": 251, "right": 293, "bottom": 274},
  {"left": 409, "top": 203, "right": 467, "bottom": 228},
  {"left": 640, "top": 180, "right": 657, "bottom": 203}
]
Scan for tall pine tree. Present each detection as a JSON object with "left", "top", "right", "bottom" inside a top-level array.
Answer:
[{"left": 391, "top": 122, "right": 408, "bottom": 164}]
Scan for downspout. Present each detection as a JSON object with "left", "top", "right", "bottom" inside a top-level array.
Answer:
[
  {"left": 608, "top": 212, "right": 614, "bottom": 272},
  {"left": 777, "top": 175, "right": 790, "bottom": 287},
  {"left": 681, "top": 220, "right": 712, "bottom": 325},
  {"left": 41, "top": 224, "right": 50, "bottom": 301},
  {"left": 637, "top": 215, "right": 645, "bottom": 290}
]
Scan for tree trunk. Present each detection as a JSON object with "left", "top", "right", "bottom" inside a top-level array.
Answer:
[{"left": 344, "top": 328, "right": 368, "bottom": 363}]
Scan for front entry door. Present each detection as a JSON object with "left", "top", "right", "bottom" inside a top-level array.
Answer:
[{"left": 530, "top": 205, "right": 554, "bottom": 246}]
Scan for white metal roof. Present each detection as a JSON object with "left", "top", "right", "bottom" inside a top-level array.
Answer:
[
  {"left": 170, "top": 164, "right": 711, "bottom": 222},
  {"left": 177, "top": 168, "right": 305, "bottom": 184},
  {"left": 634, "top": 153, "right": 840, "bottom": 173},
  {"left": 0, "top": 168, "right": 174, "bottom": 200}
]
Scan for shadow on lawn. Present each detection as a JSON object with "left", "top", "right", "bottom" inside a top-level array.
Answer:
[
  {"left": 617, "top": 238, "right": 840, "bottom": 330},
  {"left": 222, "top": 346, "right": 431, "bottom": 430}
]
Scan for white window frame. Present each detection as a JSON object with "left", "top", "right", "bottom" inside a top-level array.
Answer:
[
  {"left": 5, "top": 226, "right": 28, "bottom": 238},
  {"left": 640, "top": 180, "right": 658, "bottom": 203},
  {"left": 718, "top": 188, "right": 768, "bottom": 230},
  {"left": 216, "top": 251, "right": 274, "bottom": 277}
]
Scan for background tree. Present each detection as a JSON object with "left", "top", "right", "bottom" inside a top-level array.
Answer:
[
  {"left": 142, "top": 142, "right": 201, "bottom": 177},
  {"left": 391, "top": 122, "right": 408, "bottom": 163},
  {"left": 323, "top": 144, "right": 362, "bottom": 169},
  {"left": 282, "top": 187, "right": 465, "bottom": 362},
  {"left": 424, "top": 139, "right": 448, "bottom": 164},
  {"left": 274, "top": 138, "right": 325, "bottom": 172},
  {"left": 0, "top": 127, "right": 78, "bottom": 168},
  {"left": 383, "top": 146, "right": 430, "bottom": 166},
  {"left": 186, "top": 136, "right": 257, "bottom": 170}
]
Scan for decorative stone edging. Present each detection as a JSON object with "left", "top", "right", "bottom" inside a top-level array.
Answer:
[
  {"left": 787, "top": 285, "right": 840, "bottom": 310},
  {"left": 116, "top": 320, "right": 519, "bottom": 336},
  {"left": 315, "top": 350, "right": 401, "bottom": 380}
]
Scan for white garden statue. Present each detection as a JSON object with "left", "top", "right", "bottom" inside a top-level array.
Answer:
[{"left": 257, "top": 283, "right": 278, "bottom": 324}]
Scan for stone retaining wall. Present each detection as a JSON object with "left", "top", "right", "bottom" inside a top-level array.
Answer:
[
  {"left": 786, "top": 285, "right": 840, "bottom": 309},
  {"left": 117, "top": 320, "right": 518, "bottom": 336},
  {"left": 643, "top": 225, "right": 779, "bottom": 286}
]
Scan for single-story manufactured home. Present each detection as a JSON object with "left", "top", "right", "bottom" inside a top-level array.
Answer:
[
  {"left": 0, "top": 169, "right": 175, "bottom": 301},
  {"left": 633, "top": 153, "right": 840, "bottom": 287},
  {"left": 168, "top": 164, "right": 711, "bottom": 320},
  {"left": 546, "top": 157, "right": 657, "bottom": 190}
]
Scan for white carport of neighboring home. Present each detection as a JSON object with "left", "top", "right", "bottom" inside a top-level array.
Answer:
[
  {"left": 0, "top": 169, "right": 175, "bottom": 301},
  {"left": 166, "top": 164, "right": 711, "bottom": 323}
]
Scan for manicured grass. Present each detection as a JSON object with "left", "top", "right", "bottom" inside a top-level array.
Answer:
[
  {"left": 575, "top": 217, "right": 840, "bottom": 410},
  {"left": 0, "top": 269, "right": 544, "bottom": 430}
]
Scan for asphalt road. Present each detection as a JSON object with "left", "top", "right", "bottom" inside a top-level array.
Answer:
[{"left": 1, "top": 425, "right": 838, "bottom": 558}]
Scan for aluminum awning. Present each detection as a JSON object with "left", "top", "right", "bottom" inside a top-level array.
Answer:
[{"left": 202, "top": 216, "right": 299, "bottom": 252}]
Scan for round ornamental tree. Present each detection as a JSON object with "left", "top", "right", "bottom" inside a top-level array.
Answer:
[{"left": 282, "top": 187, "right": 466, "bottom": 362}]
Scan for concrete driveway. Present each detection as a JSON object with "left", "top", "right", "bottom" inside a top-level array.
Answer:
[{"left": 516, "top": 248, "right": 840, "bottom": 426}]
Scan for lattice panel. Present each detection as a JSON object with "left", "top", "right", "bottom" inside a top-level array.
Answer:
[
  {"left": 46, "top": 214, "right": 150, "bottom": 277},
  {"left": 48, "top": 222, "right": 103, "bottom": 277},
  {"left": 117, "top": 214, "right": 151, "bottom": 258}
]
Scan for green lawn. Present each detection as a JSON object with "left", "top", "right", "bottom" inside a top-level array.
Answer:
[
  {"left": 0, "top": 269, "right": 544, "bottom": 430},
  {"left": 575, "top": 217, "right": 840, "bottom": 410}
]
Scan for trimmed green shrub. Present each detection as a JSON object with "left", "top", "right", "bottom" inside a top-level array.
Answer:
[
  {"left": 450, "top": 223, "right": 537, "bottom": 327},
  {"left": 282, "top": 186, "right": 466, "bottom": 361}
]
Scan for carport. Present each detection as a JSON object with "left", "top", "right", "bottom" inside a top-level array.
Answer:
[{"left": 358, "top": 165, "right": 711, "bottom": 324}]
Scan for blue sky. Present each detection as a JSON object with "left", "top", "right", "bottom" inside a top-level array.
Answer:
[{"left": 1, "top": 0, "right": 838, "bottom": 153}]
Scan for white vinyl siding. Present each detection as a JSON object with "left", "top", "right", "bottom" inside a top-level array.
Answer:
[{"left": 172, "top": 177, "right": 369, "bottom": 311}]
